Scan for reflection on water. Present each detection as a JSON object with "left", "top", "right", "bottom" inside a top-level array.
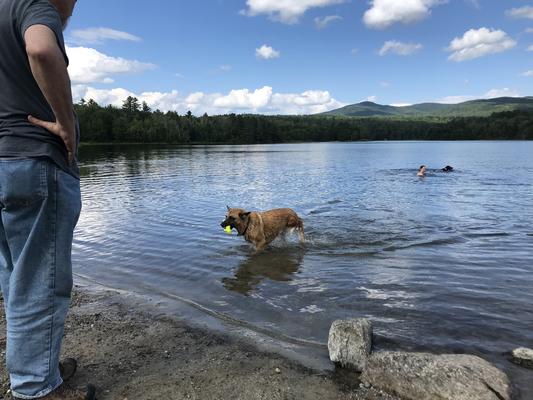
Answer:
[
  {"left": 222, "top": 248, "right": 304, "bottom": 295},
  {"left": 75, "top": 142, "right": 533, "bottom": 398}
]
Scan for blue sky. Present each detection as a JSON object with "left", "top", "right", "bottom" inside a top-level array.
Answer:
[{"left": 65, "top": 0, "right": 533, "bottom": 115}]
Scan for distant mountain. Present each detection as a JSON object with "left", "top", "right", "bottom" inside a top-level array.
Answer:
[{"left": 321, "top": 97, "right": 533, "bottom": 118}]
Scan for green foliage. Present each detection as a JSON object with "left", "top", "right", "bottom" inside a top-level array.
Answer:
[
  {"left": 122, "top": 96, "right": 140, "bottom": 114},
  {"left": 74, "top": 99, "right": 533, "bottom": 144},
  {"left": 323, "top": 97, "right": 533, "bottom": 118}
]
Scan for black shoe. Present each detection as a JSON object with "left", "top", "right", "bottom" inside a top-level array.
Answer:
[{"left": 59, "top": 358, "right": 78, "bottom": 382}]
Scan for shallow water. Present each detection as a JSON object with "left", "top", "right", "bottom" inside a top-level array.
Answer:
[{"left": 75, "top": 141, "right": 533, "bottom": 396}]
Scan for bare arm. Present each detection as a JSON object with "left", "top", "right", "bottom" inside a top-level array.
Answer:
[{"left": 24, "top": 24, "right": 75, "bottom": 163}]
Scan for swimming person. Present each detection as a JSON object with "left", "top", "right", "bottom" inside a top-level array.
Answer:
[
  {"left": 417, "top": 165, "right": 427, "bottom": 177},
  {"left": 442, "top": 165, "right": 454, "bottom": 172}
]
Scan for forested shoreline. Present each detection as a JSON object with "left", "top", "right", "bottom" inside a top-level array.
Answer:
[{"left": 75, "top": 97, "right": 533, "bottom": 144}]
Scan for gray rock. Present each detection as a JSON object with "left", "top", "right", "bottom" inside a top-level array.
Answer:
[
  {"left": 328, "top": 318, "right": 372, "bottom": 371},
  {"left": 511, "top": 347, "right": 533, "bottom": 369},
  {"left": 361, "top": 351, "right": 511, "bottom": 400}
]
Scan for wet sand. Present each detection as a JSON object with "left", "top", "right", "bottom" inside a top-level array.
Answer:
[{"left": 0, "top": 285, "right": 398, "bottom": 400}]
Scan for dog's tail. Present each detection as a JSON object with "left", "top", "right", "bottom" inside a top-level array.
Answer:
[{"left": 297, "top": 218, "right": 305, "bottom": 243}]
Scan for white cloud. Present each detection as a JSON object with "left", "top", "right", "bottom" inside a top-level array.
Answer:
[
  {"left": 522, "top": 70, "right": 533, "bottom": 77},
  {"left": 390, "top": 102, "right": 413, "bottom": 107},
  {"left": 436, "top": 88, "right": 521, "bottom": 104},
  {"left": 72, "top": 85, "right": 345, "bottom": 115},
  {"left": 380, "top": 81, "right": 391, "bottom": 87},
  {"left": 67, "top": 46, "right": 156, "bottom": 84},
  {"left": 436, "top": 95, "right": 476, "bottom": 104},
  {"left": 71, "top": 84, "right": 93, "bottom": 103},
  {"left": 366, "top": 95, "right": 378, "bottom": 102},
  {"left": 484, "top": 88, "right": 520, "bottom": 98},
  {"left": 379, "top": 40, "right": 423, "bottom": 56},
  {"left": 256, "top": 45, "right": 280, "bottom": 59},
  {"left": 271, "top": 90, "right": 345, "bottom": 114},
  {"left": 314, "top": 15, "right": 342, "bottom": 29},
  {"left": 138, "top": 90, "right": 184, "bottom": 110},
  {"left": 69, "top": 27, "right": 141, "bottom": 45},
  {"left": 506, "top": 6, "right": 533, "bottom": 20},
  {"left": 526, "top": 28, "right": 533, "bottom": 33},
  {"left": 363, "top": 0, "right": 445, "bottom": 29},
  {"left": 214, "top": 87, "right": 273, "bottom": 110},
  {"left": 446, "top": 28, "right": 516, "bottom": 62},
  {"left": 350, "top": 48, "right": 359, "bottom": 54},
  {"left": 75, "top": 87, "right": 137, "bottom": 107},
  {"left": 528, "top": 45, "right": 533, "bottom": 52},
  {"left": 242, "top": 0, "right": 344, "bottom": 24}
]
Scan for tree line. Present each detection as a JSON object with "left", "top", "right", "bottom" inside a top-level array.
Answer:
[{"left": 74, "top": 96, "right": 533, "bottom": 144}]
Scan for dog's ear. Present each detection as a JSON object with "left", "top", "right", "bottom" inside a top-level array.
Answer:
[
  {"left": 239, "top": 211, "right": 251, "bottom": 219},
  {"left": 227, "top": 205, "right": 231, "bottom": 211}
]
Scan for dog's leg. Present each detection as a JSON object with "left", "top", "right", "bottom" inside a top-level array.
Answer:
[
  {"left": 255, "top": 239, "right": 267, "bottom": 252},
  {"left": 251, "top": 223, "right": 267, "bottom": 252}
]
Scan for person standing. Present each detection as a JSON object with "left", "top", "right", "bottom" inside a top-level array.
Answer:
[{"left": 0, "top": 0, "right": 95, "bottom": 398}]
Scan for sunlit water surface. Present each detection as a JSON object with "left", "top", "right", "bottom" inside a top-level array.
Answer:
[{"left": 75, "top": 142, "right": 533, "bottom": 396}]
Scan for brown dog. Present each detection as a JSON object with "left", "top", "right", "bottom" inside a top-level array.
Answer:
[{"left": 221, "top": 207, "right": 304, "bottom": 251}]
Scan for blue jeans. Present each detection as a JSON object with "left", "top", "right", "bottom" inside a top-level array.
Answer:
[{"left": 0, "top": 158, "right": 81, "bottom": 399}]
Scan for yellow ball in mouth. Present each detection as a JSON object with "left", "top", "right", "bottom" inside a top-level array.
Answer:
[{"left": 224, "top": 225, "right": 232, "bottom": 234}]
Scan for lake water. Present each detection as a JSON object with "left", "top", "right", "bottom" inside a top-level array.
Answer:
[{"left": 75, "top": 141, "right": 533, "bottom": 396}]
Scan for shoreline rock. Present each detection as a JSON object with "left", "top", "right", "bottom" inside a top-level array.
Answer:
[
  {"left": 360, "top": 351, "right": 511, "bottom": 400},
  {"left": 328, "top": 318, "right": 372, "bottom": 372},
  {"left": 511, "top": 347, "right": 533, "bottom": 369}
]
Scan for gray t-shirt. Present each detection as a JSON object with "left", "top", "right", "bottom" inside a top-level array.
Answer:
[{"left": 0, "top": 0, "right": 79, "bottom": 178}]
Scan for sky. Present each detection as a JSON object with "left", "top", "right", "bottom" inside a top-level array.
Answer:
[{"left": 65, "top": 0, "right": 533, "bottom": 115}]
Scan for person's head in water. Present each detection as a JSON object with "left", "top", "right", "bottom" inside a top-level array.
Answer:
[
  {"left": 417, "top": 165, "right": 426, "bottom": 176},
  {"left": 49, "top": 0, "right": 77, "bottom": 29},
  {"left": 442, "top": 165, "right": 454, "bottom": 172}
]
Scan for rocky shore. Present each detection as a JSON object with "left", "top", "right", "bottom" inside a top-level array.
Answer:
[
  {"left": 327, "top": 318, "right": 516, "bottom": 400},
  {"left": 2, "top": 286, "right": 532, "bottom": 399},
  {"left": 0, "top": 286, "right": 398, "bottom": 400}
]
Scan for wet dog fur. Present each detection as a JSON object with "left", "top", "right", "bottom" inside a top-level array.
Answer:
[{"left": 221, "top": 207, "right": 304, "bottom": 251}]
